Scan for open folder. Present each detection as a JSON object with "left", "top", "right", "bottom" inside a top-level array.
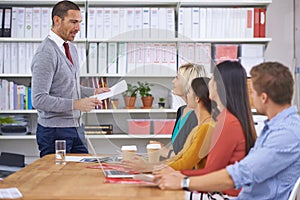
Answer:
[{"left": 90, "top": 80, "right": 128, "bottom": 101}]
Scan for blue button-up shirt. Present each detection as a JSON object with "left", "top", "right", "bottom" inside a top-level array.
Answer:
[{"left": 227, "top": 106, "right": 300, "bottom": 200}]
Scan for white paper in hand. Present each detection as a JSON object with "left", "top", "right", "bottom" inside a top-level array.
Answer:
[{"left": 90, "top": 80, "right": 128, "bottom": 101}]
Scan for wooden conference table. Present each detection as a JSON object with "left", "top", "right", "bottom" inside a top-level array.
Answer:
[{"left": 0, "top": 154, "right": 184, "bottom": 200}]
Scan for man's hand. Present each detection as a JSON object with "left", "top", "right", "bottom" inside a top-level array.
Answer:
[
  {"left": 73, "top": 98, "right": 100, "bottom": 112},
  {"left": 155, "top": 171, "right": 185, "bottom": 190},
  {"left": 94, "top": 87, "right": 110, "bottom": 94}
]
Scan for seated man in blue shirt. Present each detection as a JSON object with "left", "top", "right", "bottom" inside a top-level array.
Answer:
[{"left": 154, "top": 62, "right": 300, "bottom": 200}]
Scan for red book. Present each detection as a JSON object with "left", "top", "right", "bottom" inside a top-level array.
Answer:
[
  {"left": 259, "top": 8, "right": 266, "bottom": 37},
  {"left": 254, "top": 8, "right": 260, "bottom": 38}
]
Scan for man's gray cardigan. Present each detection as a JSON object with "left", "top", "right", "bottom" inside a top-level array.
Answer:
[{"left": 31, "top": 38, "right": 94, "bottom": 127}]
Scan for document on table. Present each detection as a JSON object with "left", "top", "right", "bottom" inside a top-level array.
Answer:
[
  {"left": 90, "top": 80, "right": 128, "bottom": 101},
  {"left": 0, "top": 188, "right": 22, "bottom": 199}
]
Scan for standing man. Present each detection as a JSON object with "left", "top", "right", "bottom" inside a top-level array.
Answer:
[
  {"left": 155, "top": 62, "right": 300, "bottom": 199},
  {"left": 31, "top": 1, "right": 109, "bottom": 157}
]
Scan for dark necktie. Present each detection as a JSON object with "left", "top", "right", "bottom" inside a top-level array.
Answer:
[{"left": 63, "top": 42, "right": 73, "bottom": 64}]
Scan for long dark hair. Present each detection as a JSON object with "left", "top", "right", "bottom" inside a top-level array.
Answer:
[
  {"left": 191, "top": 77, "right": 212, "bottom": 114},
  {"left": 213, "top": 61, "right": 256, "bottom": 153}
]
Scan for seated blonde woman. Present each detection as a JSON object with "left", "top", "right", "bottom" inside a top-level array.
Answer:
[
  {"left": 154, "top": 63, "right": 208, "bottom": 159},
  {"left": 122, "top": 77, "right": 214, "bottom": 172}
]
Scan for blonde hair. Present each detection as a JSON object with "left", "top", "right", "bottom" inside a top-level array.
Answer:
[{"left": 178, "top": 63, "right": 207, "bottom": 95}]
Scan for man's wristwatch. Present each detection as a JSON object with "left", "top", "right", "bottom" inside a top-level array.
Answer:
[{"left": 181, "top": 177, "right": 190, "bottom": 191}]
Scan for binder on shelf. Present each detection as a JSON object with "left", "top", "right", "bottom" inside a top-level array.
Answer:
[
  {"left": 11, "top": 7, "right": 18, "bottom": 38},
  {"left": 142, "top": 8, "right": 150, "bottom": 38},
  {"left": 178, "top": 8, "right": 184, "bottom": 38},
  {"left": 160, "top": 43, "right": 168, "bottom": 74},
  {"left": 76, "top": 43, "right": 87, "bottom": 75},
  {"left": 111, "top": 8, "right": 119, "bottom": 38},
  {"left": 150, "top": 8, "right": 159, "bottom": 38},
  {"left": 95, "top": 8, "right": 104, "bottom": 39},
  {"left": 16, "top": 7, "right": 25, "bottom": 38},
  {"left": 3, "top": 8, "right": 12, "bottom": 37},
  {"left": 18, "top": 43, "right": 26, "bottom": 74},
  {"left": 168, "top": 43, "right": 177, "bottom": 75},
  {"left": 79, "top": 7, "right": 86, "bottom": 39},
  {"left": 152, "top": 43, "right": 161, "bottom": 75},
  {"left": 192, "top": 8, "right": 200, "bottom": 39},
  {"left": 195, "top": 43, "right": 212, "bottom": 74},
  {"left": 259, "top": 8, "right": 266, "bottom": 38},
  {"left": 32, "top": 7, "right": 41, "bottom": 38},
  {"left": 254, "top": 8, "right": 260, "bottom": 38},
  {"left": 117, "top": 42, "right": 127, "bottom": 75},
  {"left": 199, "top": 8, "right": 206, "bottom": 38},
  {"left": 183, "top": 8, "right": 192, "bottom": 38},
  {"left": 143, "top": 43, "right": 153, "bottom": 74},
  {"left": 134, "top": 43, "right": 144, "bottom": 75},
  {"left": 103, "top": 8, "right": 112, "bottom": 39},
  {"left": 98, "top": 42, "right": 107, "bottom": 75},
  {"left": 0, "top": 8, "right": 3, "bottom": 37},
  {"left": 245, "top": 7, "right": 254, "bottom": 38},
  {"left": 134, "top": 8, "right": 143, "bottom": 38},
  {"left": 88, "top": 7, "right": 96, "bottom": 39},
  {"left": 11, "top": 42, "right": 18, "bottom": 74},
  {"left": 107, "top": 42, "right": 117, "bottom": 74},
  {"left": 41, "top": 7, "right": 51, "bottom": 38},
  {"left": 119, "top": 8, "right": 126, "bottom": 37},
  {"left": 126, "top": 42, "right": 135, "bottom": 74},
  {"left": 166, "top": 8, "right": 175, "bottom": 38},
  {"left": 126, "top": 8, "right": 134, "bottom": 37},
  {"left": 24, "top": 7, "right": 33, "bottom": 38},
  {"left": 3, "top": 43, "right": 11, "bottom": 74},
  {"left": 9, "top": 81, "right": 14, "bottom": 110},
  {"left": 88, "top": 43, "right": 97, "bottom": 74},
  {"left": 25, "top": 43, "right": 33, "bottom": 74},
  {"left": 0, "top": 43, "right": 3, "bottom": 73},
  {"left": 158, "top": 8, "right": 167, "bottom": 38}
]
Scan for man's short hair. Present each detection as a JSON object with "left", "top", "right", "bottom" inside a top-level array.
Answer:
[
  {"left": 52, "top": 0, "right": 80, "bottom": 25},
  {"left": 250, "top": 62, "right": 294, "bottom": 105}
]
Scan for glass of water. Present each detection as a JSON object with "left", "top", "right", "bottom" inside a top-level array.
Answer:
[{"left": 55, "top": 140, "right": 66, "bottom": 165}]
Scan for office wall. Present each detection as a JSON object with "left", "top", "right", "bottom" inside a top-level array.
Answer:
[{"left": 265, "top": 0, "right": 294, "bottom": 68}]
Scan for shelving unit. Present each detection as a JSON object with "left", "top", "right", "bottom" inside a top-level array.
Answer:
[{"left": 0, "top": 0, "right": 272, "bottom": 163}]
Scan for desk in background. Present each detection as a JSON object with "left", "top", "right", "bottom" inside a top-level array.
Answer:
[{"left": 0, "top": 154, "right": 184, "bottom": 200}]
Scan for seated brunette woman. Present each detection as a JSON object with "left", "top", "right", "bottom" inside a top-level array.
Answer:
[
  {"left": 154, "top": 61, "right": 257, "bottom": 198},
  {"left": 122, "top": 77, "right": 214, "bottom": 172},
  {"left": 152, "top": 63, "right": 207, "bottom": 159}
]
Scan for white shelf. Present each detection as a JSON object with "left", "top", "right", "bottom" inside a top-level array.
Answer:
[
  {"left": 87, "top": 38, "right": 178, "bottom": 43},
  {"left": 0, "top": 110, "right": 37, "bottom": 114},
  {"left": 178, "top": 38, "right": 272, "bottom": 43},
  {"left": 88, "top": 0, "right": 271, "bottom": 6},
  {"left": 0, "top": 74, "right": 32, "bottom": 78},
  {"left": 89, "top": 109, "right": 176, "bottom": 113},
  {"left": 0, "top": 109, "right": 176, "bottom": 114},
  {"left": 179, "top": 0, "right": 272, "bottom": 6},
  {"left": 0, "top": 37, "right": 271, "bottom": 43},
  {"left": 79, "top": 74, "right": 176, "bottom": 78},
  {"left": 87, "top": 0, "right": 179, "bottom": 6},
  {"left": 0, "top": 38, "right": 86, "bottom": 43},
  {"left": 0, "top": 134, "right": 171, "bottom": 139},
  {"left": 0, "top": 0, "right": 272, "bottom": 6},
  {"left": 0, "top": 74, "right": 176, "bottom": 78},
  {"left": 86, "top": 38, "right": 272, "bottom": 43},
  {"left": 0, "top": 0, "right": 86, "bottom": 5}
]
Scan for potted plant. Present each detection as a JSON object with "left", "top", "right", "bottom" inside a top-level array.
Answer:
[
  {"left": 122, "top": 83, "right": 138, "bottom": 109},
  {"left": 0, "top": 116, "right": 15, "bottom": 126},
  {"left": 137, "top": 81, "right": 154, "bottom": 109},
  {"left": 158, "top": 97, "right": 165, "bottom": 109}
]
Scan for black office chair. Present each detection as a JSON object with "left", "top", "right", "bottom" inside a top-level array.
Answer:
[{"left": 0, "top": 152, "right": 25, "bottom": 179}]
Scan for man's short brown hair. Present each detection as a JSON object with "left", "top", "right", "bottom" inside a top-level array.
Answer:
[{"left": 250, "top": 62, "right": 294, "bottom": 105}]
